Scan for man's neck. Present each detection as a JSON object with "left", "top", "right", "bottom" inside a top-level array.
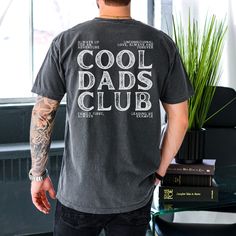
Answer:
[{"left": 99, "top": 5, "right": 131, "bottom": 19}]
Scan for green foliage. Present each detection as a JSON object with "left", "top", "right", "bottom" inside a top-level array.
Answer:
[{"left": 172, "top": 13, "right": 227, "bottom": 129}]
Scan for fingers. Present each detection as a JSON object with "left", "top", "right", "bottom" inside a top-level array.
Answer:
[
  {"left": 154, "top": 178, "right": 160, "bottom": 186},
  {"left": 32, "top": 191, "right": 50, "bottom": 214},
  {"left": 41, "top": 191, "right": 51, "bottom": 211},
  {"left": 48, "top": 186, "right": 57, "bottom": 199}
]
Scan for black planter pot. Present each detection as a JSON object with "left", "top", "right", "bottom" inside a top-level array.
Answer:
[{"left": 175, "top": 128, "right": 205, "bottom": 164}]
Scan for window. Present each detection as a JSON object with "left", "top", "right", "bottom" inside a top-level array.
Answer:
[
  {"left": 0, "top": 0, "right": 148, "bottom": 100},
  {"left": 0, "top": 0, "right": 31, "bottom": 99}
]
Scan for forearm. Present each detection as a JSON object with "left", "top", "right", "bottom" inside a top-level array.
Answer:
[
  {"left": 157, "top": 119, "right": 188, "bottom": 176},
  {"left": 157, "top": 101, "right": 189, "bottom": 176},
  {"left": 30, "top": 96, "right": 59, "bottom": 176}
]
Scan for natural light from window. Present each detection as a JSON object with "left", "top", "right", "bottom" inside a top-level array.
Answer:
[{"left": 0, "top": 0, "right": 147, "bottom": 99}]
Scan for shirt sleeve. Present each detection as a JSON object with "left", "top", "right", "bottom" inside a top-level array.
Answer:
[
  {"left": 31, "top": 38, "right": 66, "bottom": 101},
  {"left": 159, "top": 40, "right": 194, "bottom": 104}
]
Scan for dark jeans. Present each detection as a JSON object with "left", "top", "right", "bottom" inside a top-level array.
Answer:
[{"left": 53, "top": 197, "right": 153, "bottom": 236}]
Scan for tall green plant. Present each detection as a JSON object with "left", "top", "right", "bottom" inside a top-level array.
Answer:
[{"left": 172, "top": 13, "right": 227, "bottom": 129}]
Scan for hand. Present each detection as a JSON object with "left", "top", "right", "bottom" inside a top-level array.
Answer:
[
  {"left": 154, "top": 177, "right": 160, "bottom": 186},
  {"left": 154, "top": 170, "right": 165, "bottom": 186},
  {"left": 31, "top": 176, "right": 56, "bottom": 214}
]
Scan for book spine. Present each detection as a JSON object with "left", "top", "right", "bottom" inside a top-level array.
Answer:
[
  {"left": 159, "top": 186, "right": 218, "bottom": 202},
  {"left": 162, "top": 174, "right": 212, "bottom": 187},
  {"left": 167, "top": 166, "right": 214, "bottom": 175}
]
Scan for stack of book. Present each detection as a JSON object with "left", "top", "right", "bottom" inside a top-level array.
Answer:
[{"left": 159, "top": 159, "right": 218, "bottom": 202}]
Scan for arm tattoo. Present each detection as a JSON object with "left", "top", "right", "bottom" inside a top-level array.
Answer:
[{"left": 30, "top": 96, "right": 59, "bottom": 176}]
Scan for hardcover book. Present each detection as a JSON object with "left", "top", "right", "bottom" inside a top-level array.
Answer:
[
  {"left": 166, "top": 159, "right": 216, "bottom": 175},
  {"left": 159, "top": 186, "right": 218, "bottom": 202},
  {"left": 162, "top": 174, "right": 212, "bottom": 187}
]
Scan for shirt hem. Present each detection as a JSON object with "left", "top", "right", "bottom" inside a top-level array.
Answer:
[
  {"left": 31, "top": 88, "right": 64, "bottom": 101},
  {"left": 56, "top": 186, "right": 155, "bottom": 214},
  {"left": 160, "top": 91, "right": 194, "bottom": 104}
]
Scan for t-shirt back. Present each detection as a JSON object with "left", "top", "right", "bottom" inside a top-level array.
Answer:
[{"left": 32, "top": 17, "right": 194, "bottom": 214}]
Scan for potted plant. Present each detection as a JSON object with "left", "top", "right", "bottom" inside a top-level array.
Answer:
[{"left": 172, "top": 13, "right": 227, "bottom": 164}]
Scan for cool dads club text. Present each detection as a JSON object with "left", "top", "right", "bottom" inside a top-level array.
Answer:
[{"left": 77, "top": 49, "right": 154, "bottom": 112}]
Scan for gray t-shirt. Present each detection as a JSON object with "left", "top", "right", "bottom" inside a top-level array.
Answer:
[{"left": 32, "top": 17, "right": 194, "bottom": 214}]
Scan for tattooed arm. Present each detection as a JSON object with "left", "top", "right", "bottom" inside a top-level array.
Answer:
[
  {"left": 30, "top": 96, "right": 59, "bottom": 175},
  {"left": 30, "top": 96, "right": 60, "bottom": 214}
]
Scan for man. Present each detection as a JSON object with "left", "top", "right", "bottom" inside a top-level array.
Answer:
[{"left": 29, "top": 0, "right": 194, "bottom": 235}]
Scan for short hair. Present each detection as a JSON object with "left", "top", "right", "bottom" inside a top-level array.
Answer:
[{"left": 104, "top": 0, "right": 131, "bottom": 6}]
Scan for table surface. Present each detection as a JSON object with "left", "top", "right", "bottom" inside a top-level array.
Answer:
[{"left": 151, "top": 164, "right": 236, "bottom": 216}]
